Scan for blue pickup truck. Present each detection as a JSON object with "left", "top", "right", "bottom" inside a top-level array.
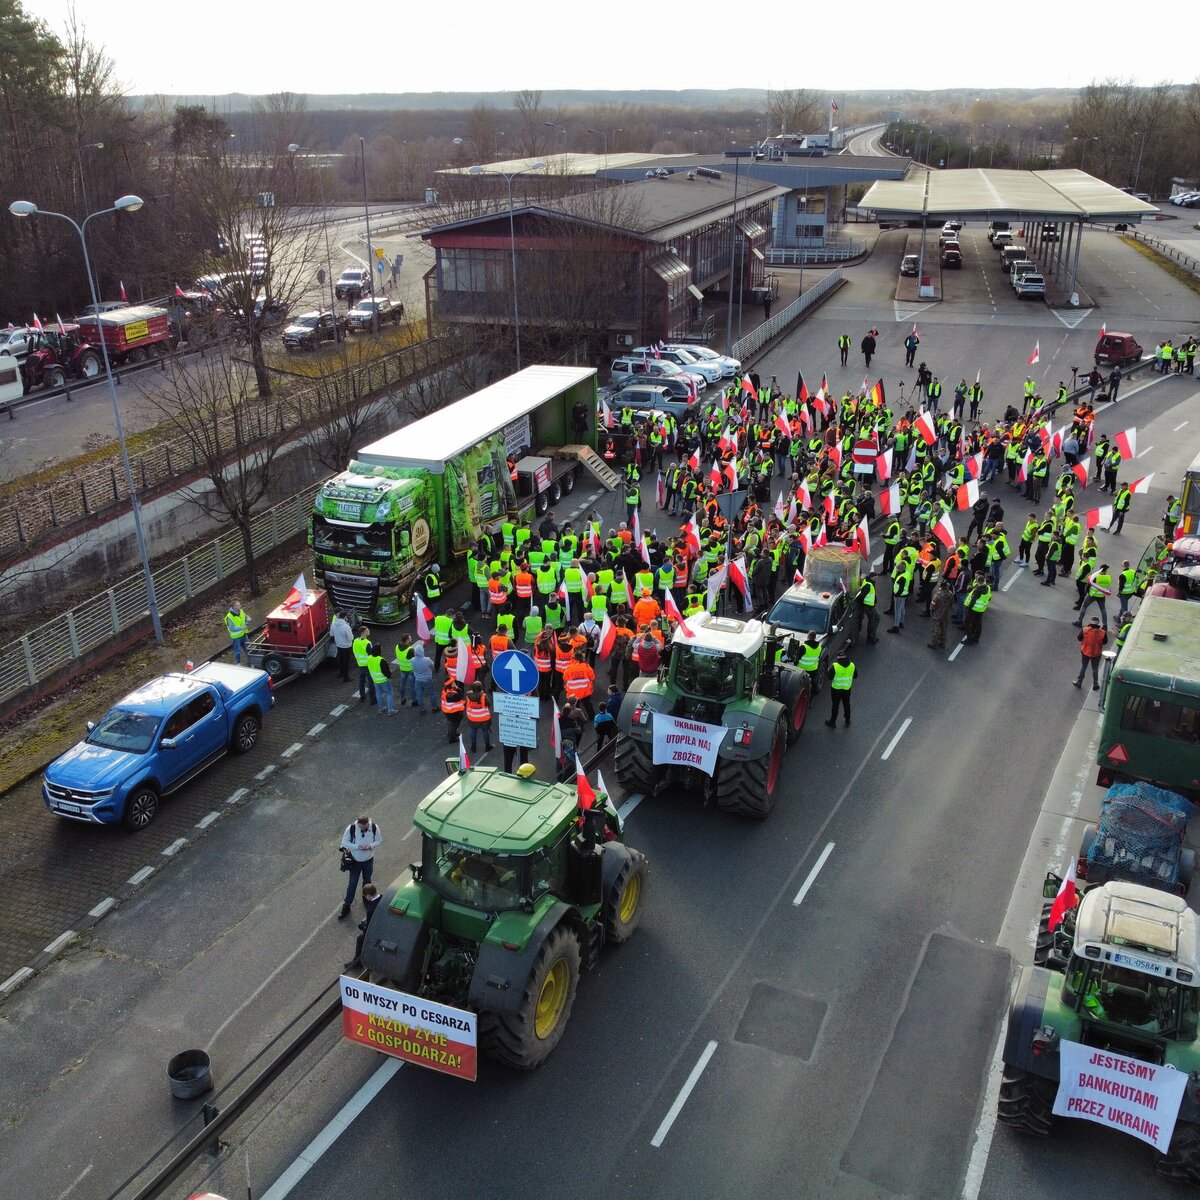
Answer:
[{"left": 42, "top": 663, "right": 274, "bottom": 831}]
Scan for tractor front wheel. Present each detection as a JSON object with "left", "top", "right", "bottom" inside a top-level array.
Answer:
[
  {"left": 996, "top": 1066, "right": 1055, "bottom": 1135},
  {"left": 479, "top": 924, "right": 581, "bottom": 1070},
  {"left": 603, "top": 848, "right": 648, "bottom": 944},
  {"left": 716, "top": 717, "right": 786, "bottom": 819},
  {"left": 1157, "top": 1120, "right": 1200, "bottom": 1184},
  {"left": 614, "top": 734, "right": 656, "bottom": 794}
]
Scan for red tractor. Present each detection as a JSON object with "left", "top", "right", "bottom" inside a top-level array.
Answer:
[{"left": 20, "top": 325, "right": 103, "bottom": 391}]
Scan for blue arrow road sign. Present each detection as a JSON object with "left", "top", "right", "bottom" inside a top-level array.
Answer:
[{"left": 492, "top": 649, "right": 539, "bottom": 695}]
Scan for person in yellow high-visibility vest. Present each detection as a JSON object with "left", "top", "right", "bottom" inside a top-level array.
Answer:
[
  {"left": 823, "top": 650, "right": 856, "bottom": 729},
  {"left": 225, "top": 601, "right": 248, "bottom": 664}
]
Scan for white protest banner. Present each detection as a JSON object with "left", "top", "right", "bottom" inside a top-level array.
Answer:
[
  {"left": 651, "top": 713, "right": 727, "bottom": 776},
  {"left": 1053, "top": 1039, "right": 1186, "bottom": 1151},
  {"left": 340, "top": 976, "right": 477, "bottom": 1081}
]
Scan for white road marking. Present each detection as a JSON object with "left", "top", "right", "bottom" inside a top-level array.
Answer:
[
  {"left": 329, "top": 704, "right": 349, "bottom": 718},
  {"left": 42, "top": 930, "right": 77, "bottom": 956},
  {"left": 401, "top": 825, "right": 417, "bottom": 841},
  {"left": 1174, "top": 421, "right": 1189, "bottom": 432},
  {"left": 306, "top": 722, "right": 327, "bottom": 738},
  {"left": 197, "top": 811, "right": 220, "bottom": 829},
  {"left": 618, "top": 792, "right": 645, "bottom": 821},
  {"left": 281, "top": 742, "right": 304, "bottom": 759},
  {"left": 880, "top": 719, "right": 912, "bottom": 761},
  {"left": 792, "top": 842, "right": 836, "bottom": 906},
  {"left": 225, "top": 787, "right": 249, "bottom": 806},
  {"left": 255, "top": 764, "right": 278, "bottom": 782},
  {"left": 1049, "top": 309, "right": 1091, "bottom": 330},
  {"left": 651, "top": 1041, "right": 719, "bottom": 1148},
  {"left": 1136, "top": 445, "right": 1153, "bottom": 459},
  {"left": 127, "top": 866, "right": 155, "bottom": 886},
  {"left": 161, "top": 838, "right": 187, "bottom": 857},
  {"left": 1001, "top": 570, "right": 1020, "bottom": 593},
  {"left": 88, "top": 897, "right": 116, "bottom": 919},
  {"left": 0, "top": 967, "right": 34, "bottom": 995},
  {"left": 948, "top": 639, "right": 965, "bottom": 662},
  {"left": 260, "top": 1059, "right": 403, "bottom": 1200},
  {"left": 52, "top": 1163, "right": 93, "bottom": 1200}
]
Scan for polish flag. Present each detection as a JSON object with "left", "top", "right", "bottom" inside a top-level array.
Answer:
[
  {"left": 729, "top": 556, "right": 752, "bottom": 610},
  {"left": 1047, "top": 859, "right": 1078, "bottom": 932},
  {"left": 601, "top": 399, "right": 615, "bottom": 429},
  {"left": 827, "top": 443, "right": 842, "bottom": 471},
  {"left": 797, "top": 526, "right": 812, "bottom": 554},
  {"left": 458, "top": 734, "right": 472, "bottom": 770},
  {"left": 709, "top": 461, "right": 724, "bottom": 492},
  {"left": 879, "top": 483, "right": 901, "bottom": 515},
  {"left": 55, "top": 312, "right": 66, "bottom": 334},
  {"left": 964, "top": 452, "right": 983, "bottom": 480},
  {"left": 786, "top": 494, "right": 798, "bottom": 525},
  {"left": 855, "top": 516, "right": 870, "bottom": 561},
  {"left": 774, "top": 411, "right": 791, "bottom": 437},
  {"left": 955, "top": 480, "right": 980, "bottom": 511},
  {"left": 1084, "top": 505, "right": 1113, "bottom": 530},
  {"left": 119, "top": 280, "right": 128, "bottom": 302},
  {"left": 632, "top": 508, "right": 642, "bottom": 545},
  {"left": 911, "top": 322, "right": 919, "bottom": 338},
  {"left": 1086, "top": 570, "right": 1113, "bottom": 595},
  {"left": 1098, "top": 322, "right": 1106, "bottom": 339},
  {"left": 639, "top": 536, "right": 652, "bottom": 569},
  {"left": 664, "top": 588, "right": 696, "bottom": 637},
  {"left": 718, "top": 426, "right": 738, "bottom": 454},
  {"left": 175, "top": 282, "right": 186, "bottom": 298},
  {"left": 687, "top": 447, "right": 700, "bottom": 471},
  {"left": 861, "top": 376, "right": 870, "bottom": 394},
  {"left": 1129, "top": 473, "right": 1155, "bottom": 495},
  {"left": 1027, "top": 340, "right": 1040, "bottom": 365},
  {"left": 414, "top": 592, "right": 435, "bottom": 641},
  {"left": 822, "top": 492, "right": 836, "bottom": 521},
  {"left": 283, "top": 571, "right": 309, "bottom": 608},
  {"left": 576, "top": 755, "right": 597, "bottom": 810},
  {"left": 812, "top": 392, "right": 828, "bottom": 417},
  {"left": 31, "top": 313, "right": 44, "bottom": 332},
  {"left": 874, "top": 447, "right": 893, "bottom": 479},
  {"left": 454, "top": 637, "right": 475, "bottom": 685},
  {"left": 552, "top": 699, "right": 563, "bottom": 765},
  {"left": 1113, "top": 428, "right": 1136, "bottom": 460},
  {"left": 1015, "top": 451, "right": 1032, "bottom": 484},
  {"left": 793, "top": 568, "right": 805, "bottom": 586},
  {"left": 724, "top": 461, "right": 739, "bottom": 491},
  {"left": 598, "top": 614, "right": 617, "bottom": 660},
  {"left": 1071, "top": 457, "right": 1091, "bottom": 486},
  {"left": 796, "top": 481, "right": 811, "bottom": 510},
  {"left": 905, "top": 445, "right": 917, "bottom": 472},
  {"left": 741, "top": 374, "right": 758, "bottom": 400},
  {"left": 685, "top": 513, "right": 701, "bottom": 553},
  {"left": 558, "top": 577, "right": 571, "bottom": 623},
  {"left": 774, "top": 491, "right": 787, "bottom": 520},
  {"left": 656, "top": 473, "right": 666, "bottom": 507},
  {"left": 815, "top": 521, "right": 829, "bottom": 548},
  {"left": 932, "top": 512, "right": 956, "bottom": 549},
  {"left": 914, "top": 412, "right": 937, "bottom": 445}
]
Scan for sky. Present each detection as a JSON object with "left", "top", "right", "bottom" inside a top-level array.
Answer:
[{"left": 22, "top": 0, "right": 1188, "bottom": 97}]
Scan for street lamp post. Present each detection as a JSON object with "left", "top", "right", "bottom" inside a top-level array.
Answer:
[
  {"left": 288, "top": 144, "right": 341, "bottom": 342},
  {"left": 9, "top": 195, "right": 164, "bottom": 645},
  {"left": 468, "top": 161, "right": 546, "bottom": 372},
  {"left": 1072, "top": 135, "right": 1099, "bottom": 175},
  {"left": 75, "top": 141, "right": 104, "bottom": 218},
  {"left": 724, "top": 154, "right": 743, "bottom": 353},
  {"left": 1131, "top": 129, "right": 1149, "bottom": 190},
  {"left": 359, "top": 137, "right": 378, "bottom": 335},
  {"left": 543, "top": 122, "right": 567, "bottom": 156}
]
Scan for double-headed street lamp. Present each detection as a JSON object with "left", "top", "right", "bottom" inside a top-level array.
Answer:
[
  {"left": 467, "top": 161, "right": 546, "bottom": 372},
  {"left": 9, "top": 195, "right": 164, "bottom": 645}
]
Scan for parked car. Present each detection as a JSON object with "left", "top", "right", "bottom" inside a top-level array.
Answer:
[
  {"left": 900, "top": 254, "right": 920, "bottom": 277},
  {"left": 937, "top": 231, "right": 958, "bottom": 247},
  {"left": 1169, "top": 191, "right": 1200, "bottom": 206},
  {"left": 281, "top": 310, "right": 347, "bottom": 351},
  {"left": 999, "top": 244, "right": 1029, "bottom": 274},
  {"left": 0, "top": 326, "right": 35, "bottom": 360},
  {"left": 620, "top": 371, "right": 697, "bottom": 402},
  {"left": 334, "top": 268, "right": 371, "bottom": 301},
  {"left": 942, "top": 219, "right": 964, "bottom": 232},
  {"left": 609, "top": 356, "right": 707, "bottom": 392},
  {"left": 665, "top": 343, "right": 741, "bottom": 377},
  {"left": 1094, "top": 332, "right": 1143, "bottom": 367},
  {"left": 991, "top": 231, "right": 1015, "bottom": 252},
  {"left": 42, "top": 663, "right": 274, "bottom": 830},
  {"left": 987, "top": 220, "right": 1011, "bottom": 243},
  {"left": 347, "top": 297, "right": 402, "bottom": 331},
  {"left": 607, "top": 383, "right": 698, "bottom": 422},
  {"left": 631, "top": 345, "right": 722, "bottom": 384},
  {"left": 941, "top": 248, "right": 962, "bottom": 269},
  {"left": 1010, "top": 260, "right": 1039, "bottom": 286},
  {"left": 1014, "top": 272, "right": 1045, "bottom": 300},
  {"left": 1039, "top": 223, "right": 1060, "bottom": 242}
]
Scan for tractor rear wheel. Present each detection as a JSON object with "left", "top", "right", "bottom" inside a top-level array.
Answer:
[
  {"left": 716, "top": 717, "right": 786, "bottom": 819},
  {"left": 603, "top": 848, "right": 648, "bottom": 944},
  {"left": 1157, "top": 1120, "right": 1200, "bottom": 1183},
  {"left": 614, "top": 734, "right": 655, "bottom": 794},
  {"left": 996, "top": 1066, "right": 1055, "bottom": 1135},
  {"left": 479, "top": 923, "right": 581, "bottom": 1070}
]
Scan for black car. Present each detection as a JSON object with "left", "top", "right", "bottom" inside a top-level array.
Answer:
[
  {"left": 334, "top": 268, "right": 371, "bottom": 301},
  {"left": 281, "top": 310, "right": 346, "bottom": 351}
]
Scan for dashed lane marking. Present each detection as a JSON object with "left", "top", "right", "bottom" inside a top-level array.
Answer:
[
  {"left": 880, "top": 719, "right": 911, "bottom": 761},
  {"left": 42, "top": 930, "right": 77, "bottom": 956},
  {"left": 618, "top": 792, "right": 646, "bottom": 822},
  {"left": 792, "top": 842, "right": 836, "bottom": 906},
  {"left": 162, "top": 838, "right": 187, "bottom": 858},
  {"left": 281, "top": 742, "right": 304, "bottom": 760},
  {"left": 127, "top": 866, "right": 155, "bottom": 887},
  {"left": 255, "top": 764, "right": 278, "bottom": 782},
  {"left": 88, "top": 897, "right": 116, "bottom": 919},
  {"left": 225, "top": 787, "right": 249, "bottom": 806},
  {"left": 306, "top": 722, "right": 327, "bottom": 738},
  {"left": 651, "top": 1041, "right": 719, "bottom": 1148},
  {"left": 948, "top": 639, "right": 966, "bottom": 662}
]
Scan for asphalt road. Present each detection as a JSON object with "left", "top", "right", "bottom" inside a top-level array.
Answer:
[{"left": 0, "top": 239, "right": 1198, "bottom": 1200}]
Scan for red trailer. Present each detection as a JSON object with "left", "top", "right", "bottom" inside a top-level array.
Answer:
[{"left": 74, "top": 305, "right": 176, "bottom": 365}]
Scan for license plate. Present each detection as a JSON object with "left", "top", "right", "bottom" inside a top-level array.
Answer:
[{"left": 55, "top": 801, "right": 80, "bottom": 815}]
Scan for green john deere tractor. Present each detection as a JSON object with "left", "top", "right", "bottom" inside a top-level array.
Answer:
[
  {"left": 360, "top": 766, "right": 647, "bottom": 1071},
  {"left": 1000, "top": 881, "right": 1200, "bottom": 1182},
  {"left": 613, "top": 611, "right": 811, "bottom": 818}
]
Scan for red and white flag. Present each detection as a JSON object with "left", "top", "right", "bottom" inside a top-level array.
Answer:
[
  {"left": 558, "top": 577, "right": 571, "bottom": 623},
  {"left": 932, "top": 512, "right": 956, "bottom": 549},
  {"left": 827, "top": 443, "right": 842, "bottom": 471},
  {"left": 774, "top": 491, "right": 786, "bottom": 520},
  {"left": 119, "top": 280, "right": 128, "bottom": 302},
  {"left": 175, "top": 282, "right": 185, "bottom": 298},
  {"left": 598, "top": 613, "right": 617, "bottom": 660},
  {"left": 913, "top": 412, "right": 937, "bottom": 445},
  {"left": 455, "top": 637, "right": 475, "bottom": 685},
  {"left": 687, "top": 447, "right": 700, "bottom": 471},
  {"left": 1015, "top": 451, "right": 1032, "bottom": 484},
  {"left": 1084, "top": 505, "right": 1113, "bottom": 530},
  {"left": 774, "top": 411, "right": 791, "bottom": 438},
  {"left": 601, "top": 399, "right": 614, "bottom": 429},
  {"left": 831, "top": 99, "right": 839, "bottom": 112},
  {"left": 1071, "top": 457, "right": 1091, "bottom": 486},
  {"left": 741, "top": 374, "right": 758, "bottom": 401},
  {"left": 576, "top": 755, "right": 597, "bottom": 810},
  {"left": 786, "top": 494, "right": 798, "bottom": 525},
  {"left": 685, "top": 513, "right": 701, "bottom": 554},
  {"left": 855, "top": 516, "right": 870, "bottom": 561},
  {"left": 875, "top": 447, "right": 893, "bottom": 480},
  {"left": 31, "top": 313, "right": 44, "bottom": 332},
  {"left": 718, "top": 426, "right": 738, "bottom": 455},
  {"left": 793, "top": 568, "right": 805, "bottom": 587},
  {"left": 955, "top": 480, "right": 980, "bottom": 511},
  {"left": 283, "top": 571, "right": 308, "bottom": 608},
  {"left": 664, "top": 588, "right": 695, "bottom": 638},
  {"left": 796, "top": 480, "right": 811, "bottom": 511},
  {"left": 879, "top": 483, "right": 901, "bottom": 515},
  {"left": 631, "top": 508, "right": 642, "bottom": 545},
  {"left": 724, "top": 461, "right": 740, "bottom": 492},
  {"left": 729, "top": 556, "right": 752, "bottom": 611},
  {"left": 1129, "top": 473, "right": 1155, "bottom": 495},
  {"left": 656, "top": 473, "right": 666, "bottom": 507},
  {"left": 552, "top": 699, "right": 563, "bottom": 765},
  {"left": 1113, "top": 428, "right": 1136, "bottom": 460},
  {"left": 414, "top": 592, "right": 435, "bottom": 641},
  {"left": 1098, "top": 322, "right": 1106, "bottom": 339},
  {"left": 1027, "top": 340, "right": 1040, "bottom": 366},
  {"left": 964, "top": 451, "right": 983, "bottom": 480},
  {"left": 54, "top": 312, "right": 66, "bottom": 334},
  {"left": 458, "top": 734, "right": 472, "bottom": 770},
  {"left": 1047, "top": 859, "right": 1078, "bottom": 932}
]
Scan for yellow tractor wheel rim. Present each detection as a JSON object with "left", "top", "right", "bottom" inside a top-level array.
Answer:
[
  {"left": 619, "top": 872, "right": 642, "bottom": 924},
  {"left": 535, "top": 959, "right": 569, "bottom": 1039}
]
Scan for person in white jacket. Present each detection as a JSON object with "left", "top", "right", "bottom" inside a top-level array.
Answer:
[{"left": 339, "top": 814, "right": 382, "bottom": 918}]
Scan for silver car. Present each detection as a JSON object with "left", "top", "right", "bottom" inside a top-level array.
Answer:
[
  {"left": 667, "top": 344, "right": 741, "bottom": 378},
  {"left": 0, "top": 327, "right": 34, "bottom": 360}
]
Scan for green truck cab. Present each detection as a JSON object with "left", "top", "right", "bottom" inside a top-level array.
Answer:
[
  {"left": 1098, "top": 596, "right": 1200, "bottom": 799},
  {"left": 361, "top": 766, "right": 646, "bottom": 1070}
]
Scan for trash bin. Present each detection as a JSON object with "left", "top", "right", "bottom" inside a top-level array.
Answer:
[{"left": 167, "top": 1049, "right": 213, "bottom": 1099}]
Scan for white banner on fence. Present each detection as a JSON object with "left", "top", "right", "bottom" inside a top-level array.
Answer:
[
  {"left": 650, "top": 713, "right": 726, "bottom": 776},
  {"left": 1053, "top": 1039, "right": 1186, "bottom": 1152}
]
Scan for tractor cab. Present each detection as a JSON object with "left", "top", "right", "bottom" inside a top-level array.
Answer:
[{"left": 668, "top": 614, "right": 773, "bottom": 719}]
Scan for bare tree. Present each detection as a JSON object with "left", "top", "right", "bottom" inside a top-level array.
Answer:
[
  {"left": 766, "top": 89, "right": 821, "bottom": 136},
  {"left": 513, "top": 89, "right": 545, "bottom": 158},
  {"left": 145, "top": 350, "right": 289, "bottom": 595},
  {"left": 297, "top": 341, "right": 397, "bottom": 472}
]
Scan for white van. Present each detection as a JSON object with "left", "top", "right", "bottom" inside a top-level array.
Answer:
[{"left": 0, "top": 358, "right": 25, "bottom": 407}]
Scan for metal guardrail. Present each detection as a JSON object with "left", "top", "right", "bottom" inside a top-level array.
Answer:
[
  {"left": 0, "top": 337, "right": 445, "bottom": 556},
  {"left": 1123, "top": 228, "right": 1200, "bottom": 278},
  {"left": 0, "top": 487, "right": 318, "bottom": 710},
  {"left": 732, "top": 267, "right": 843, "bottom": 361},
  {"left": 764, "top": 241, "right": 864, "bottom": 265}
]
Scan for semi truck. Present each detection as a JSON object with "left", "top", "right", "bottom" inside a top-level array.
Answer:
[
  {"left": 310, "top": 365, "right": 599, "bottom": 623},
  {"left": 74, "top": 304, "right": 175, "bottom": 365}
]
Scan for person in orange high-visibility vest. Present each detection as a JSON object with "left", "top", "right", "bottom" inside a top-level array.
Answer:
[
  {"left": 487, "top": 572, "right": 509, "bottom": 615},
  {"left": 464, "top": 683, "right": 493, "bottom": 753},
  {"left": 533, "top": 629, "right": 555, "bottom": 699},
  {"left": 553, "top": 633, "right": 575, "bottom": 701},
  {"left": 561, "top": 650, "right": 596, "bottom": 720},
  {"left": 470, "top": 635, "right": 489, "bottom": 687},
  {"left": 633, "top": 588, "right": 661, "bottom": 630},
  {"left": 443, "top": 641, "right": 459, "bottom": 679},
  {"left": 512, "top": 565, "right": 534, "bottom": 621},
  {"left": 440, "top": 679, "right": 465, "bottom": 744},
  {"left": 490, "top": 629, "right": 511, "bottom": 660}
]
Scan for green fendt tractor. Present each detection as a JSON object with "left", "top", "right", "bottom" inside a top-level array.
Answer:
[
  {"left": 613, "top": 611, "right": 811, "bottom": 818},
  {"left": 999, "top": 881, "right": 1200, "bottom": 1182},
  {"left": 360, "top": 766, "right": 647, "bottom": 1070}
]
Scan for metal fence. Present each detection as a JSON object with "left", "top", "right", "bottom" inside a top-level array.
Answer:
[
  {"left": 0, "top": 337, "right": 447, "bottom": 556},
  {"left": 732, "top": 267, "right": 844, "bottom": 361},
  {"left": 764, "top": 241, "right": 865, "bottom": 265},
  {"left": 1124, "top": 229, "right": 1200, "bottom": 279},
  {"left": 0, "top": 487, "right": 317, "bottom": 709}
]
